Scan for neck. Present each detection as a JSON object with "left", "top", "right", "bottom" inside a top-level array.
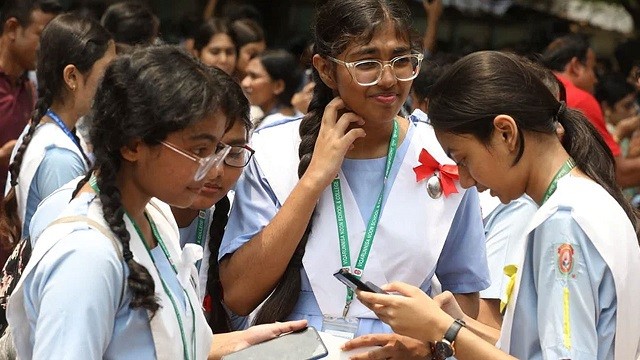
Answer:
[
  {"left": 115, "top": 168, "right": 153, "bottom": 245},
  {"left": 171, "top": 206, "right": 201, "bottom": 228},
  {"left": 524, "top": 139, "right": 573, "bottom": 205},
  {"left": 0, "top": 39, "right": 25, "bottom": 84},
  {"left": 48, "top": 101, "right": 80, "bottom": 129},
  {"left": 346, "top": 116, "right": 407, "bottom": 159}
]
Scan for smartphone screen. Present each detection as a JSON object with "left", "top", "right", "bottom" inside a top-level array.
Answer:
[
  {"left": 333, "top": 269, "right": 387, "bottom": 294},
  {"left": 221, "top": 327, "right": 328, "bottom": 360}
]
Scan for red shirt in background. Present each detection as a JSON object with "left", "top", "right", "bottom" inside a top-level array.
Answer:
[
  {"left": 556, "top": 74, "right": 621, "bottom": 157},
  {"left": 0, "top": 69, "right": 35, "bottom": 195}
]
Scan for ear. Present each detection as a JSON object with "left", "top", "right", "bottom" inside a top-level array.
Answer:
[
  {"left": 492, "top": 115, "right": 518, "bottom": 152},
  {"left": 3, "top": 18, "right": 20, "bottom": 40},
  {"left": 312, "top": 54, "right": 337, "bottom": 90},
  {"left": 62, "top": 64, "right": 80, "bottom": 92},
  {"left": 120, "top": 138, "right": 145, "bottom": 162},
  {"left": 272, "top": 79, "right": 285, "bottom": 96},
  {"left": 566, "top": 56, "right": 584, "bottom": 77}
]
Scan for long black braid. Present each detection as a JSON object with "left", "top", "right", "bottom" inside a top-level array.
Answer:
[{"left": 205, "top": 195, "right": 231, "bottom": 333}]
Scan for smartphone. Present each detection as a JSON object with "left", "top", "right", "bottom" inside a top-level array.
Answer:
[
  {"left": 333, "top": 268, "right": 387, "bottom": 294},
  {"left": 221, "top": 327, "right": 328, "bottom": 360}
]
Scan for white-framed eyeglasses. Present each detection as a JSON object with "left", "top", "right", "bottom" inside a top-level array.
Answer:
[
  {"left": 326, "top": 52, "right": 424, "bottom": 86},
  {"left": 160, "top": 140, "right": 232, "bottom": 181}
]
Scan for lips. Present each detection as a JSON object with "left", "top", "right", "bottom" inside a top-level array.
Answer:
[
  {"left": 371, "top": 92, "right": 398, "bottom": 104},
  {"left": 199, "top": 183, "right": 222, "bottom": 196}
]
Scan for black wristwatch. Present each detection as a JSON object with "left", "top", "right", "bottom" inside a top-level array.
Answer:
[{"left": 430, "top": 319, "right": 465, "bottom": 360}]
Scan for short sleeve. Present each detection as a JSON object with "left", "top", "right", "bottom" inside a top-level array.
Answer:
[
  {"left": 34, "top": 146, "right": 86, "bottom": 198},
  {"left": 532, "top": 209, "right": 615, "bottom": 359},
  {"left": 435, "top": 187, "right": 491, "bottom": 293},
  {"left": 218, "top": 157, "right": 280, "bottom": 260},
  {"left": 22, "top": 228, "right": 125, "bottom": 359},
  {"left": 481, "top": 197, "right": 538, "bottom": 299}
]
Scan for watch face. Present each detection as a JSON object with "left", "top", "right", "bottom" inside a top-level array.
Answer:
[{"left": 433, "top": 341, "right": 454, "bottom": 359}]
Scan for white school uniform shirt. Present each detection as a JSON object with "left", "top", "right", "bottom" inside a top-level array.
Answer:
[
  {"left": 220, "top": 110, "right": 490, "bottom": 329},
  {"left": 497, "top": 175, "right": 640, "bottom": 359},
  {"left": 8, "top": 194, "right": 213, "bottom": 360},
  {"left": 5, "top": 123, "right": 89, "bottom": 237}
]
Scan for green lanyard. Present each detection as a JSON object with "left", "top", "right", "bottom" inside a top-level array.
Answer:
[
  {"left": 331, "top": 120, "right": 399, "bottom": 317},
  {"left": 89, "top": 175, "right": 197, "bottom": 360},
  {"left": 194, "top": 210, "right": 207, "bottom": 270},
  {"left": 541, "top": 157, "right": 576, "bottom": 205}
]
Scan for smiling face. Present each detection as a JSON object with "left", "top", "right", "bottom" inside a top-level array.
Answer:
[
  {"left": 318, "top": 21, "right": 413, "bottom": 124},
  {"left": 434, "top": 118, "right": 528, "bottom": 204}
]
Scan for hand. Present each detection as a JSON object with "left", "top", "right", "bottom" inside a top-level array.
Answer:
[
  {"left": 233, "top": 320, "right": 308, "bottom": 351},
  {"left": 423, "top": 0, "right": 443, "bottom": 20},
  {"left": 343, "top": 333, "right": 430, "bottom": 360},
  {"left": 615, "top": 115, "right": 640, "bottom": 141},
  {"left": 628, "top": 130, "right": 640, "bottom": 158},
  {"left": 303, "top": 97, "right": 366, "bottom": 189},
  {"left": 356, "top": 282, "right": 453, "bottom": 343},
  {"left": 0, "top": 140, "right": 17, "bottom": 167},
  {"left": 434, "top": 291, "right": 467, "bottom": 320}
]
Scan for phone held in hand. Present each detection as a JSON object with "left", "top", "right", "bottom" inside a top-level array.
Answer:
[
  {"left": 333, "top": 268, "right": 387, "bottom": 294},
  {"left": 221, "top": 326, "right": 328, "bottom": 360}
]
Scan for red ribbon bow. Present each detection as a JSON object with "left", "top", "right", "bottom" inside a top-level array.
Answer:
[{"left": 413, "top": 149, "right": 459, "bottom": 197}]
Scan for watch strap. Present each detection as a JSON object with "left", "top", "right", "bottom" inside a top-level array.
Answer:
[{"left": 443, "top": 318, "right": 465, "bottom": 343}]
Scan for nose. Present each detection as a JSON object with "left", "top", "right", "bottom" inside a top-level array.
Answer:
[
  {"left": 457, "top": 166, "right": 476, "bottom": 189},
  {"left": 376, "top": 63, "right": 397, "bottom": 88},
  {"left": 204, "top": 161, "right": 225, "bottom": 182},
  {"left": 241, "top": 76, "right": 251, "bottom": 90}
]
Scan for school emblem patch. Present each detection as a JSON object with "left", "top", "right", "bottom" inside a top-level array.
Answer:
[{"left": 557, "top": 244, "right": 574, "bottom": 275}]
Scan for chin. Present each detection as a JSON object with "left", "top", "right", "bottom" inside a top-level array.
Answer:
[{"left": 190, "top": 196, "right": 219, "bottom": 211}]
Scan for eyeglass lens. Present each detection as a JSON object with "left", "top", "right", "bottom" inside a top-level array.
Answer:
[
  {"left": 353, "top": 55, "right": 421, "bottom": 85},
  {"left": 194, "top": 144, "right": 231, "bottom": 181},
  {"left": 224, "top": 146, "right": 253, "bottom": 167}
]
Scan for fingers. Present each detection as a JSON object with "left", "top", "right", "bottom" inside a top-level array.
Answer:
[
  {"left": 381, "top": 282, "right": 421, "bottom": 297},
  {"left": 275, "top": 319, "right": 308, "bottom": 334},
  {"left": 342, "top": 334, "right": 394, "bottom": 350},
  {"left": 322, "top": 97, "right": 347, "bottom": 127},
  {"left": 334, "top": 111, "right": 365, "bottom": 135}
]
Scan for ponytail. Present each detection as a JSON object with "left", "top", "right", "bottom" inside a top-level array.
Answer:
[
  {"left": 557, "top": 106, "right": 640, "bottom": 240},
  {"left": 252, "top": 67, "right": 335, "bottom": 324},
  {"left": 96, "top": 162, "right": 160, "bottom": 315},
  {"left": 205, "top": 195, "right": 232, "bottom": 333},
  {"left": 0, "top": 89, "right": 53, "bottom": 250}
]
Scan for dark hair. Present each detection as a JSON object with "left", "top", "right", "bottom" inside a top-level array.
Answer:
[
  {"left": 0, "top": 0, "right": 61, "bottom": 34},
  {"left": 257, "top": 49, "right": 303, "bottom": 108},
  {"left": 100, "top": 1, "right": 158, "bottom": 46},
  {"left": 252, "top": 0, "right": 416, "bottom": 325},
  {"left": 595, "top": 72, "right": 636, "bottom": 108},
  {"left": 541, "top": 34, "right": 591, "bottom": 72},
  {"left": 84, "top": 45, "right": 230, "bottom": 314},
  {"left": 428, "top": 51, "right": 639, "bottom": 239},
  {"left": 193, "top": 17, "right": 236, "bottom": 53},
  {"left": 0, "top": 13, "right": 112, "bottom": 250},
  {"left": 231, "top": 18, "right": 264, "bottom": 49}
]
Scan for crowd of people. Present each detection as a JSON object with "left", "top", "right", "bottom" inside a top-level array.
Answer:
[{"left": 0, "top": 0, "right": 638, "bottom": 359}]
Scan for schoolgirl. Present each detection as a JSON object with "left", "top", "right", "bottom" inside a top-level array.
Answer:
[
  {"left": 0, "top": 14, "right": 115, "bottom": 245},
  {"left": 7, "top": 45, "right": 305, "bottom": 359},
  {"left": 354, "top": 51, "right": 640, "bottom": 360},
  {"left": 219, "top": 0, "right": 490, "bottom": 357},
  {"left": 193, "top": 18, "right": 237, "bottom": 76}
]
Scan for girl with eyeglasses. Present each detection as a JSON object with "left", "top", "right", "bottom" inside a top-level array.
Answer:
[
  {"left": 7, "top": 46, "right": 305, "bottom": 359},
  {"left": 218, "top": 0, "right": 490, "bottom": 357},
  {"left": 354, "top": 51, "right": 640, "bottom": 360},
  {"left": 170, "top": 69, "right": 255, "bottom": 334}
]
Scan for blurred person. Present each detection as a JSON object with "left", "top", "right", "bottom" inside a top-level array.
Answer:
[
  {"left": 0, "top": 0, "right": 61, "bottom": 199},
  {"left": 542, "top": 34, "right": 640, "bottom": 188},
  {"left": 100, "top": 1, "right": 159, "bottom": 50},
  {"left": 231, "top": 18, "right": 265, "bottom": 82},
  {"left": 194, "top": 18, "right": 237, "bottom": 76},
  {"left": 240, "top": 49, "right": 302, "bottom": 129}
]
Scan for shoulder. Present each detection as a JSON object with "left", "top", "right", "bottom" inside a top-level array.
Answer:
[{"left": 253, "top": 115, "right": 303, "bottom": 135}]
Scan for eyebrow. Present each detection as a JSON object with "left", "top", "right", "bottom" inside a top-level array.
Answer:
[
  {"left": 188, "top": 134, "right": 218, "bottom": 143},
  {"left": 225, "top": 139, "right": 248, "bottom": 146},
  {"left": 350, "top": 46, "right": 412, "bottom": 58}
]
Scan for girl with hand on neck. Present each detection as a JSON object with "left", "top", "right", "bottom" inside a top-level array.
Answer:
[
  {"left": 7, "top": 45, "right": 305, "bottom": 360},
  {"left": 219, "top": 0, "right": 490, "bottom": 358},
  {"left": 0, "top": 14, "right": 115, "bottom": 246},
  {"left": 355, "top": 51, "right": 640, "bottom": 360}
]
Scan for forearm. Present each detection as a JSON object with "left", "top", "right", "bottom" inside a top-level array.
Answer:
[
  {"left": 476, "top": 298, "right": 502, "bottom": 331},
  {"left": 453, "top": 292, "right": 480, "bottom": 319},
  {"left": 219, "top": 175, "right": 326, "bottom": 314},
  {"left": 614, "top": 155, "right": 640, "bottom": 188},
  {"left": 453, "top": 327, "right": 516, "bottom": 360},
  {"left": 423, "top": 16, "right": 440, "bottom": 55},
  {"left": 209, "top": 331, "right": 241, "bottom": 360}
]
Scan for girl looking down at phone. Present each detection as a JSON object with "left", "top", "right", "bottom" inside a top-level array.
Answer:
[
  {"left": 355, "top": 51, "right": 640, "bottom": 360},
  {"left": 218, "top": 0, "right": 490, "bottom": 358}
]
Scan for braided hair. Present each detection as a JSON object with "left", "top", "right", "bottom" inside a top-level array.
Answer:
[
  {"left": 252, "top": 0, "right": 416, "bottom": 324},
  {"left": 88, "top": 45, "right": 228, "bottom": 314},
  {"left": 0, "top": 14, "right": 112, "bottom": 250}
]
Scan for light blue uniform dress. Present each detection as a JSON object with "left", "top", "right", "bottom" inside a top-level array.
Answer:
[
  {"left": 220, "top": 113, "right": 490, "bottom": 336},
  {"left": 480, "top": 195, "right": 538, "bottom": 300},
  {"left": 509, "top": 209, "right": 617, "bottom": 359},
  {"left": 16, "top": 192, "right": 188, "bottom": 359}
]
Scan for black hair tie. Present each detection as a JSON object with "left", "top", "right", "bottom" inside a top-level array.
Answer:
[{"left": 557, "top": 101, "right": 567, "bottom": 119}]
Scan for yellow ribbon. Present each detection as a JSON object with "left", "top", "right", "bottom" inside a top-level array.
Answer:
[{"left": 500, "top": 265, "right": 518, "bottom": 313}]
